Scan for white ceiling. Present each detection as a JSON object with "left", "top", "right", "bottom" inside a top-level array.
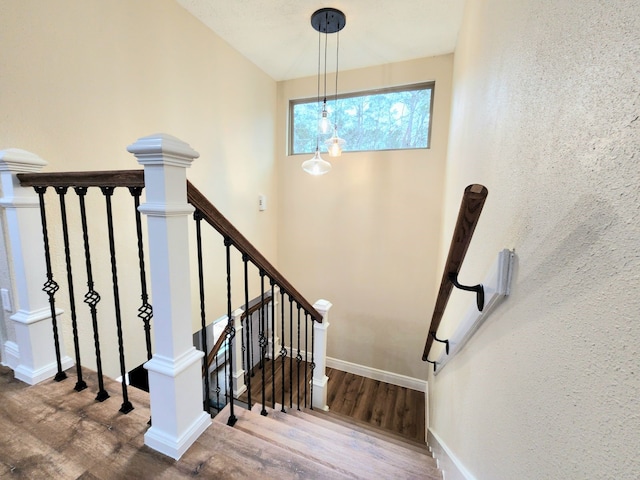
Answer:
[{"left": 175, "top": 0, "right": 466, "bottom": 81}]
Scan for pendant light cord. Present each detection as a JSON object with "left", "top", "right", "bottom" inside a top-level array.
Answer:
[
  {"left": 316, "top": 25, "right": 321, "bottom": 151},
  {"left": 323, "top": 12, "right": 328, "bottom": 105},
  {"left": 334, "top": 26, "right": 340, "bottom": 128}
]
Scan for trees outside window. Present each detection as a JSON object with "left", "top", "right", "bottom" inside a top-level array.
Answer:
[{"left": 290, "top": 82, "right": 434, "bottom": 155}]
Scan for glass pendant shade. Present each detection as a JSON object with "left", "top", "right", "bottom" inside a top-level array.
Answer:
[
  {"left": 302, "top": 148, "right": 332, "bottom": 175},
  {"left": 318, "top": 105, "right": 331, "bottom": 134},
  {"left": 325, "top": 126, "right": 345, "bottom": 157}
]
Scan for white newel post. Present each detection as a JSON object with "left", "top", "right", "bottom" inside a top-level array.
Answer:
[
  {"left": 0, "top": 149, "right": 73, "bottom": 383},
  {"left": 312, "top": 299, "right": 331, "bottom": 411},
  {"left": 231, "top": 308, "right": 247, "bottom": 396},
  {"left": 127, "top": 133, "right": 210, "bottom": 460}
]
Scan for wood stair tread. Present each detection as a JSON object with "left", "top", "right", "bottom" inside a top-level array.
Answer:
[
  {"left": 217, "top": 404, "right": 441, "bottom": 480},
  {"left": 300, "top": 406, "right": 432, "bottom": 454},
  {"left": 254, "top": 404, "right": 439, "bottom": 476}
]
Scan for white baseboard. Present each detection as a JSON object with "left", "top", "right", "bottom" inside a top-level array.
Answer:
[
  {"left": 326, "top": 356, "right": 427, "bottom": 392},
  {"left": 2, "top": 341, "right": 19, "bottom": 369},
  {"left": 428, "top": 428, "right": 476, "bottom": 480}
]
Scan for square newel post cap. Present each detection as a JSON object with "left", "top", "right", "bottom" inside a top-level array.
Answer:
[
  {"left": 0, "top": 149, "right": 47, "bottom": 173},
  {"left": 313, "top": 299, "right": 333, "bottom": 316},
  {"left": 127, "top": 133, "right": 200, "bottom": 167}
]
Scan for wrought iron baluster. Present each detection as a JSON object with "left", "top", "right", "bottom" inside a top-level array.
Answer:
[
  {"left": 296, "top": 304, "right": 302, "bottom": 410},
  {"left": 55, "top": 186, "right": 86, "bottom": 391},
  {"left": 289, "top": 295, "right": 293, "bottom": 409},
  {"left": 215, "top": 345, "right": 220, "bottom": 410},
  {"left": 34, "top": 186, "right": 66, "bottom": 382},
  {"left": 75, "top": 187, "right": 108, "bottom": 401},
  {"left": 259, "top": 270, "right": 267, "bottom": 416},
  {"left": 243, "top": 254, "right": 251, "bottom": 410},
  {"left": 100, "top": 186, "right": 133, "bottom": 414},
  {"left": 224, "top": 237, "right": 237, "bottom": 426},
  {"left": 270, "top": 279, "right": 276, "bottom": 409},
  {"left": 280, "top": 288, "right": 286, "bottom": 413},
  {"left": 310, "top": 314, "right": 315, "bottom": 410},
  {"left": 128, "top": 187, "right": 153, "bottom": 361},
  {"left": 194, "top": 210, "right": 210, "bottom": 414},
  {"left": 304, "top": 311, "right": 308, "bottom": 409}
]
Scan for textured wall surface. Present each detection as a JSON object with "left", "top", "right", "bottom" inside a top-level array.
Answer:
[{"left": 429, "top": 0, "right": 640, "bottom": 478}]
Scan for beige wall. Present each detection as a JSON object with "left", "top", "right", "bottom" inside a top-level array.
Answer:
[
  {"left": 277, "top": 56, "right": 453, "bottom": 381},
  {"left": 0, "top": 0, "right": 278, "bottom": 375},
  {"left": 430, "top": 1, "right": 640, "bottom": 479}
]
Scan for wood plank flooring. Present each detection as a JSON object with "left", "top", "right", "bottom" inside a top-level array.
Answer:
[
  {"left": 0, "top": 361, "right": 426, "bottom": 479},
  {"left": 238, "top": 358, "right": 425, "bottom": 443}
]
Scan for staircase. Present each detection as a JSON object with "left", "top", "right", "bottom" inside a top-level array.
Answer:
[{"left": 212, "top": 403, "right": 442, "bottom": 479}]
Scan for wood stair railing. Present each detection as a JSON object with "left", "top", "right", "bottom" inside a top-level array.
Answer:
[{"left": 422, "top": 184, "right": 488, "bottom": 361}]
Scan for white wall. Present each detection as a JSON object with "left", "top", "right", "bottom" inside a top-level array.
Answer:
[
  {"left": 429, "top": 1, "right": 640, "bottom": 479},
  {"left": 277, "top": 56, "right": 453, "bottom": 381},
  {"left": 0, "top": 0, "right": 278, "bottom": 376}
]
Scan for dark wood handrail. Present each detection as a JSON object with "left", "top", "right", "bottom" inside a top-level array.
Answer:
[
  {"left": 187, "top": 181, "right": 323, "bottom": 323},
  {"left": 18, "top": 170, "right": 322, "bottom": 323},
  {"left": 422, "top": 184, "right": 488, "bottom": 361},
  {"left": 17, "top": 170, "right": 145, "bottom": 187},
  {"left": 202, "top": 292, "right": 273, "bottom": 376}
]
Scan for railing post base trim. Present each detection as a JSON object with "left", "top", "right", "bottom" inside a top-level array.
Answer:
[
  {"left": 144, "top": 411, "right": 211, "bottom": 460},
  {"left": 312, "top": 375, "right": 330, "bottom": 411},
  {"left": 144, "top": 347, "right": 211, "bottom": 459}
]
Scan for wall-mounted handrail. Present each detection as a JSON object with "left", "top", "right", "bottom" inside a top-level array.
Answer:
[{"left": 422, "top": 184, "right": 488, "bottom": 361}]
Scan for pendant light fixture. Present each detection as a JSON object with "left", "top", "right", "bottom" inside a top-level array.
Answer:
[{"left": 303, "top": 7, "right": 346, "bottom": 175}]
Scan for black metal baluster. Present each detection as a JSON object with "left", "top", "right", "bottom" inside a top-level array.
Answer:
[
  {"left": 215, "top": 345, "right": 220, "bottom": 410},
  {"left": 259, "top": 271, "right": 267, "bottom": 416},
  {"left": 224, "top": 237, "right": 237, "bottom": 426},
  {"left": 34, "top": 186, "right": 66, "bottom": 382},
  {"left": 75, "top": 187, "right": 108, "bottom": 401},
  {"left": 55, "top": 186, "right": 86, "bottom": 391},
  {"left": 310, "top": 315, "right": 315, "bottom": 410},
  {"left": 129, "top": 187, "right": 153, "bottom": 361},
  {"left": 100, "top": 186, "right": 133, "bottom": 414},
  {"left": 296, "top": 305, "right": 302, "bottom": 410},
  {"left": 243, "top": 254, "right": 251, "bottom": 410},
  {"left": 270, "top": 279, "right": 276, "bottom": 409},
  {"left": 280, "top": 288, "right": 286, "bottom": 413},
  {"left": 304, "top": 312, "right": 308, "bottom": 409},
  {"left": 289, "top": 296, "right": 293, "bottom": 409},
  {"left": 194, "top": 210, "right": 210, "bottom": 414}
]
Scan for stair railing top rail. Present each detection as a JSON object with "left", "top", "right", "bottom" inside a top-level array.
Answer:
[
  {"left": 17, "top": 169, "right": 323, "bottom": 324},
  {"left": 187, "top": 181, "right": 322, "bottom": 323},
  {"left": 422, "top": 184, "right": 488, "bottom": 361}
]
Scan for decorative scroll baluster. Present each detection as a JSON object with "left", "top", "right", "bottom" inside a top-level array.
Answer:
[
  {"left": 304, "top": 311, "right": 308, "bottom": 408},
  {"left": 34, "top": 186, "right": 66, "bottom": 382},
  {"left": 280, "top": 289, "right": 286, "bottom": 413},
  {"left": 55, "top": 186, "right": 86, "bottom": 392},
  {"left": 270, "top": 279, "right": 276, "bottom": 409},
  {"left": 310, "top": 314, "right": 315, "bottom": 410},
  {"left": 194, "top": 210, "right": 210, "bottom": 413},
  {"left": 100, "top": 186, "right": 133, "bottom": 414},
  {"left": 259, "top": 271, "right": 268, "bottom": 416},
  {"left": 243, "top": 254, "right": 252, "bottom": 410},
  {"left": 296, "top": 305, "right": 302, "bottom": 410},
  {"left": 289, "top": 296, "right": 293, "bottom": 409},
  {"left": 224, "top": 237, "right": 237, "bottom": 426},
  {"left": 75, "top": 187, "right": 108, "bottom": 401},
  {"left": 128, "top": 187, "right": 153, "bottom": 361}
]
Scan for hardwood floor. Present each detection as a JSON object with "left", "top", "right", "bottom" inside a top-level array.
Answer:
[
  {"left": 238, "top": 358, "right": 425, "bottom": 443},
  {"left": 0, "top": 362, "right": 427, "bottom": 478}
]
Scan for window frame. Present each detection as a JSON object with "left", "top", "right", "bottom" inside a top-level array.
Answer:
[{"left": 288, "top": 81, "right": 435, "bottom": 156}]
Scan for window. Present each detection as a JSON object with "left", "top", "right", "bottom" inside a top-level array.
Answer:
[{"left": 290, "top": 82, "right": 434, "bottom": 155}]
